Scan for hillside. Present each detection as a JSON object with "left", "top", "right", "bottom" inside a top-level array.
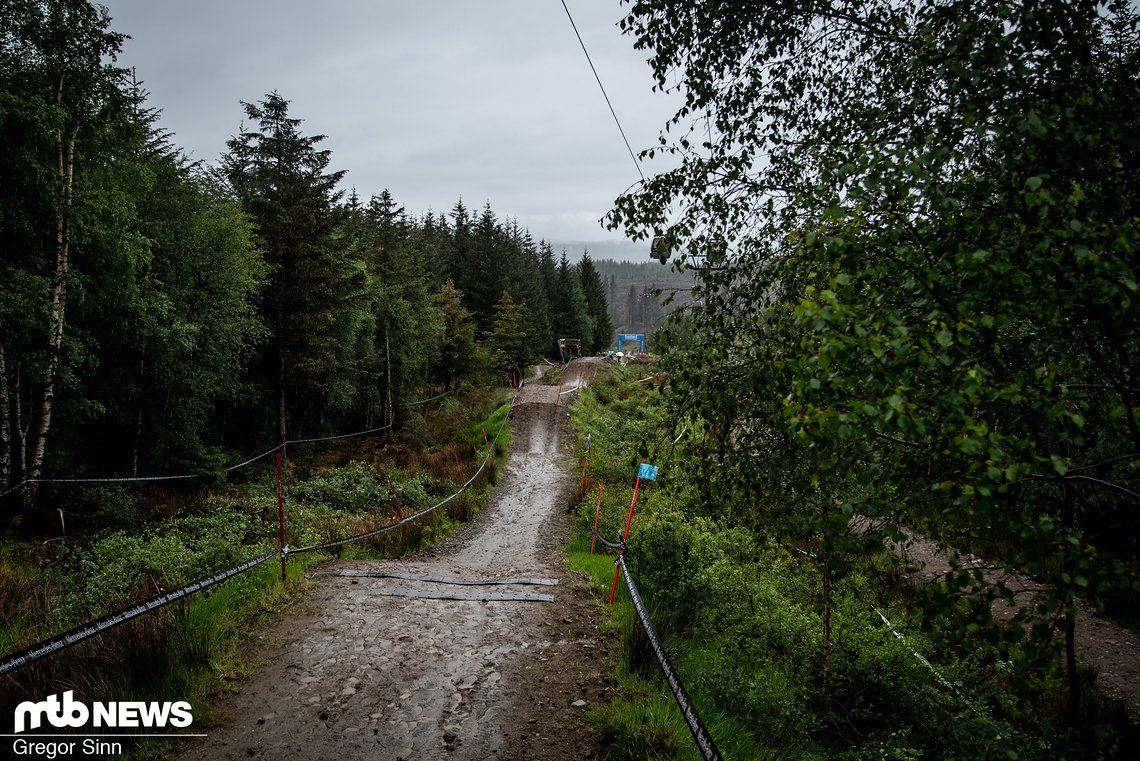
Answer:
[{"left": 593, "top": 259, "right": 698, "bottom": 345}]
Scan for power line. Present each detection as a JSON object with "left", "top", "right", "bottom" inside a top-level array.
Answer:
[{"left": 560, "top": 0, "right": 644, "bottom": 182}]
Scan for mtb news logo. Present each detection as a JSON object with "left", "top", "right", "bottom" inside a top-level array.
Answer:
[{"left": 13, "top": 691, "right": 194, "bottom": 733}]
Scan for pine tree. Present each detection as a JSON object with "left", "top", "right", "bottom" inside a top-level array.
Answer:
[
  {"left": 577, "top": 253, "right": 614, "bottom": 353},
  {"left": 460, "top": 203, "right": 509, "bottom": 332},
  {"left": 484, "top": 291, "right": 531, "bottom": 375},
  {"left": 435, "top": 280, "right": 475, "bottom": 391},
  {"left": 223, "top": 92, "right": 348, "bottom": 443},
  {"left": 553, "top": 253, "right": 593, "bottom": 349},
  {"left": 505, "top": 222, "right": 552, "bottom": 358},
  {"left": 446, "top": 198, "right": 470, "bottom": 294}
]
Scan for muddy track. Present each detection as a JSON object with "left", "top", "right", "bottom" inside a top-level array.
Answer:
[
  {"left": 177, "top": 362, "right": 612, "bottom": 760},
  {"left": 882, "top": 526, "right": 1140, "bottom": 719}
]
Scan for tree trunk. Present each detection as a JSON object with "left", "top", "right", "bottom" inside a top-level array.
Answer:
[
  {"left": 1061, "top": 479, "right": 1083, "bottom": 730},
  {"left": 28, "top": 113, "right": 80, "bottom": 482},
  {"left": 821, "top": 538, "right": 833, "bottom": 708},
  {"left": 1065, "top": 605, "right": 1080, "bottom": 724},
  {"left": 0, "top": 345, "right": 10, "bottom": 486},
  {"left": 385, "top": 322, "right": 393, "bottom": 428},
  {"left": 131, "top": 345, "right": 146, "bottom": 477},
  {"left": 131, "top": 269, "right": 153, "bottom": 477},
  {"left": 13, "top": 373, "right": 25, "bottom": 485}
]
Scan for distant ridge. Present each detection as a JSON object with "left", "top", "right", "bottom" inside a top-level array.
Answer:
[{"left": 548, "top": 239, "right": 648, "bottom": 263}]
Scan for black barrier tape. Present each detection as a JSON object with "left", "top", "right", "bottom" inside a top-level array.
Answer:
[
  {"left": 0, "top": 550, "right": 277, "bottom": 676},
  {"left": 618, "top": 556, "right": 723, "bottom": 761},
  {"left": 288, "top": 391, "right": 516, "bottom": 556},
  {"left": 591, "top": 528, "right": 625, "bottom": 551},
  {"left": 0, "top": 385, "right": 520, "bottom": 674}
]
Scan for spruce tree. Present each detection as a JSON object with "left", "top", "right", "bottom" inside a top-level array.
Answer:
[
  {"left": 577, "top": 253, "right": 614, "bottom": 353},
  {"left": 223, "top": 92, "right": 348, "bottom": 443},
  {"left": 484, "top": 291, "right": 531, "bottom": 376}
]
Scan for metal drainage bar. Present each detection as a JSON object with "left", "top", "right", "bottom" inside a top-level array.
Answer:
[
  {"left": 368, "top": 587, "right": 554, "bottom": 603},
  {"left": 340, "top": 570, "right": 559, "bottom": 587}
]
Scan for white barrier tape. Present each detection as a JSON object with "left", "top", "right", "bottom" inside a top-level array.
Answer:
[
  {"left": 872, "top": 606, "right": 992, "bottom": 722},
  {"left": 0, "top": 416, "right": 403, "bottom": 494},
  {"left": 290, "top": 392, "right": 516, "bottom": 556},
  {"left": 404, "top": 389, "right": 454, "bottom": 407},
  {"left": 226, "top": 444, "right": 285, "bottom": 471},
  {"left": 286, "top": 422, "right": 393, "bottom": 445},
  {"left": 0, "top": 386, "right": 520, "bottom": 675}
]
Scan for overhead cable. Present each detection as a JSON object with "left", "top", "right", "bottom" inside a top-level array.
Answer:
[{"left": 560, "top": 0, "right": 644, "bottom": 181}]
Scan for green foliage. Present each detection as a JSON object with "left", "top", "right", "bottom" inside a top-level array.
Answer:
[
  {"left": 567, "top": 359, "right": 1136, "bottom": 759},
  {"left": 579, "top": 254, "right": 615, "bottom": 353},
  {"left": 609, "top": 0, "right": 1140, "bottom": 734},
  {"left": 74, "top": 511, "right": 261, "bottom": 612},
  {"left": 0, "top": 385, "right": 509, "bottom": 748},
  {"left": 551, "top": 251, "right": 595, "bottom": 350},
  {"left": 1, "top": 1, "right": 618, "bottom": 510},
  {"left": 223, "top": 91, "right": 351, "bottom": 443},
  {"left": 434, "top": 279, "right": 476, "bottom": 390},
  {"left": 484, "top": 291, "right": 533, "bottom": 375}
]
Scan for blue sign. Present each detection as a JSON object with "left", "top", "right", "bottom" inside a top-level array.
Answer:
[
  {"left": 616, "top": 333, "right": 646, "bottom": 353},
  {"left": 638, "top": 463, "right": 658, "bottom": 481}
]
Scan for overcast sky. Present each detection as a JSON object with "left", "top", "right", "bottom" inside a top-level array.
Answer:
[{"left": 99, "top": 0, "right": 679, "bottom": 261}]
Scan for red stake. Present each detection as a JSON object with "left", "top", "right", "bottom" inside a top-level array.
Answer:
[
  {"left": 482, "top": 427, "right": 493, "bottom": 468},
  {"left": 589, "top": 482, "right": 604, "bottom": 555},
  {"left": 276, "top": 450, "right": 286, "bottom": 583},
  {"left": 609, "top": 461, "right": 644, "bottom": 604}
]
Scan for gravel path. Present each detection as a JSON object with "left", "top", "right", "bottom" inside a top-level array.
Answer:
[{"left": 176, "top": 362, "right": 611, "bottom": 760}]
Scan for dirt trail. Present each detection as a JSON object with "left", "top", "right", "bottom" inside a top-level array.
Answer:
[
  {"left": 883, "top": 526, "right": 1140, "bottom": 718},
  {"left": 177, "top": 361, "right": 611, "bottom": 760}
]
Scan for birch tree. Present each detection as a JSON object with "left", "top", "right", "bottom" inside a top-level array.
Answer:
[{"left": 0, "top": 0, "right": 127, "bottom": 487}]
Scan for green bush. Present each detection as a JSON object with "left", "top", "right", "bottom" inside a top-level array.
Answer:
[
  {"left": 75, "top": 511, "right": 265, "bottom": 614},
  {"left": 288, "top": 461, "right": 389, "bottom": 512}
]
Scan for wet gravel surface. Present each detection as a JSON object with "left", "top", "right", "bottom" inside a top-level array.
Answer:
[{"left": 177, "top": 364, "right": 615, "bottom": 760}]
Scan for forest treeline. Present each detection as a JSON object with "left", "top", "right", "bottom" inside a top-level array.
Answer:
[
  {"left": 0, "top": 0, "right": 613, "bottom": 505},
  {"left": 593, "top": 258, "right": 697, "bottom": 338}
]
